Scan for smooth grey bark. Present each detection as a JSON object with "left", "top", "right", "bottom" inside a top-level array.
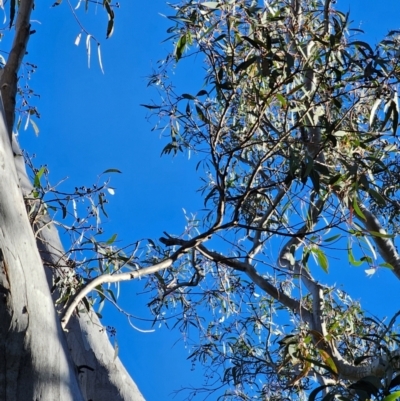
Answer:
[
  {"left": 0, "top": 98, "right": 84, "bottom": 400},
  {"left": 0, "top": 1, "right": 146, "bottom": 399},
  {"left": 12, "top": 132, "right": 146, "bottom": 401}
]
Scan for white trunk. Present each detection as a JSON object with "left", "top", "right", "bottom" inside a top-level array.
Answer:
[{"left": 0, "top": 91, "right": 145, "bottom": 400}]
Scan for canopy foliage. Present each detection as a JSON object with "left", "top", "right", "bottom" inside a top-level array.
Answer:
[{"left": 140, "top": 0, "right": 400, "bottom": 400}]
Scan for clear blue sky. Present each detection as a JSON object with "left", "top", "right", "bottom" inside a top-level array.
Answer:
[{"left": 18, "top": 1, "right": 400, "bottom": 400}]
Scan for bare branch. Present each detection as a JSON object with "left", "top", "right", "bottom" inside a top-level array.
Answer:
[
  {"left": 61, "top": 257, "right": 175, "bottom": 330},
  {"left": 0, "top": 1, "right": 34, "bottom": 137}
]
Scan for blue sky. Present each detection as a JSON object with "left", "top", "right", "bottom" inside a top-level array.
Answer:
[{"left": 17, "top": 1, "right": 400, "bottom": 400}]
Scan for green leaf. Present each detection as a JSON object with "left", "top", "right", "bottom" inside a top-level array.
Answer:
[
  {"left": 379, "top": 262, "right": 394, "bottom": 270},
  {"left": 368, "top": 188, "right": 386, "bottom": 206},
  {"left": 235, "top": 56, "right": 257, "bottom": 74},
  {"left": 140, "top": 104, "right": 161, "bottom": 109},
  {"left": 241, "top": 35, "right": 262, "bottom": 49},
  {"left": 393, "top": 95, "right": 399, "bottom": 136},
  {"left": 106, "top": 233, "right": 118, "bottom": 245},
  {"left": 318, "top": 349, "right": 338, "bottom": 374},
  {"left": 316, "top": 250, "right": 329, "bottom": 273},
  {"left": 366, "top": 230, "right": 394, "bottom": 239},
  {"left": 348, "top": 246, "right": 363, "bottom": 266},
  {"left": 311, "top": 247, "right": 329, "bottom": 273},
  {"left": 308, "top": 385, "right": 333, "bottom": 401},
  {"left": 382, "top": 390, "right": 400, "bottom": 401},
  {"left": 276, "top": 93, "right": 287, "bottom": 107},
  {"left": 98, "top": 194, "right": 108, "bottom": 218},
  {"left": 324, "top": 234, "right": 341, "bottom": 243},
  {"left": 349, "top": 40, "right": 374, "bottom": 54},
  {"left": 106, "top": 289, "right": 117, "bottom": 303},
  {"left": 175, "top": 34, "right": 187, "bottom": 61},
  {"left": 9, "top": 0, "right": 15, "bottom": 28},
  {"left": 353, "top": 197, "right": 366, "bottom": 221},
  {"left": 82, "top": 296, "right": 91, "bottom": 312},
  {"left": 33, "top": 167, "right": 46, "bottom": 189},
  {"left": 196, "top": 105, "right": 208, "bottom": 122},
  {"left": 103, "top": 0, "right": 115, "bottom": 38},
  {"left": 102, "top": 168, "right": 122, "bottom": 174},
  {"left": 196, "top": 90, "right": 208, "bottom": 97},
  {"left": 182, "top": 93, "right": 196, "bottom": 100}
]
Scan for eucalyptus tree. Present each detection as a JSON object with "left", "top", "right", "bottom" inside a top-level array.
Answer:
[
  {"left": 136, "top": 0, "right": 400, "bottom": 399},
  {"left": 0, "top": 2, "right": 144, "bottom": 400},
  {"left": 7, "top": 0, "right": 400, "bottom": 400}
]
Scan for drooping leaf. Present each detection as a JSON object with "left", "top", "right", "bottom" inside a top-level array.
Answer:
[
  {"left": 348, "top": 246, "right": 363, "bottom": 267},
  {"left": 318, "top": 349, "right": 338, "bottom": 374},
  {"left": 140, "top": 104, "right": 161, "bottom": 109},
  {"left": 106, "top": 234, "right": 118, "bottom": 245},
  {"left": 235, "top": 56, "right": 257, "bottom": 74},
  {"left": 369, "top": 98, "right": 382, "bottom": 127},
  {"left": 275, "top": 93, "right": 287, "bottom": 107},
  {"left": 182, "top": 93, "right": 196, "bottom": 100},
  {"left": 196, "top": 90, "right": 208, "bottom": 97},
  {"left": 308, "top": 385, "right": 334, "bottom": 401},
  {"left": 102, "top": 168, "right": 122, "bottom": 174},
  {"left": 33, "top": 167, "right": 46, "bottom": 189},
  {"left": 30, "top": 119, "right": 40, "bottom": 136},
  {"left": 366, "top": 230, "right": 394, "bottom": 239},
  {"left": 352, "top": 196, "right": 366, "bottom": 221},
  {"left": 97, "top": 44, "right": 104, "bottom": 74},
  {"left": 103, "top": 0, "right": 115, "bottom": 39},
  {"left": 9, "top": 0, "right": 16, "bottom": 28},
  {"left": 368, "top": 188, "right": 386, "bottom": 206},
  {"left": 175, "top": 34, "right": 187, "bottom": 61}
]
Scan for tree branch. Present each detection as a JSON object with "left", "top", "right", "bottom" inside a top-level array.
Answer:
[
  {"left": 0, "top": 1, "right": 33, "bottom": 138},
  {"left": 161, "top": 236, "right": 313, "bottom": 324},
  {"left": 61, "top": 257, "right": 176, "bottom": 330},
  {"left": 358, "top": 203, "right": 400, "bottom": 279}
]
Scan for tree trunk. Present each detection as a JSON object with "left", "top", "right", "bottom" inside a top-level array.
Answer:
[{"left": 1, "top": 89, "right": 145, "bottom": 400}]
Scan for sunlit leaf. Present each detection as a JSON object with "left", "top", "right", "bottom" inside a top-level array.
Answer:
[
  {"left": 366, "top": 230, "right": 394, "bottom": 239},
  {"left": 74, "top": 32, "right": 82, "bottom": 46},
  {"left": 97, "top": 44, "right": 104, "bottom": 74},
  {"left": 86, "top": 34, "right": 92, "bottom": 68},
  {"left": 352, "top": 197, "right": 366, "bottom": 221},
  {"left": 175, "top": 34, "right": 187, "bottom": 61},
  {"left": 369, "top": 98, "right": 382, "bottom": 127},
  {"left": 383, "top": 391, "right": 400, "bottom": 401},
  {"left": 33, "top": 167, "right": 45, "bottom": 189},
  {"left": 200, "top": 1, "right": 219, "bottom": 9},
  {"left": 30, "top": 119, "right": 39, "bottom": 136},
  {"left": 348, "top": 246, "right": 363, "bottom": 266}
]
